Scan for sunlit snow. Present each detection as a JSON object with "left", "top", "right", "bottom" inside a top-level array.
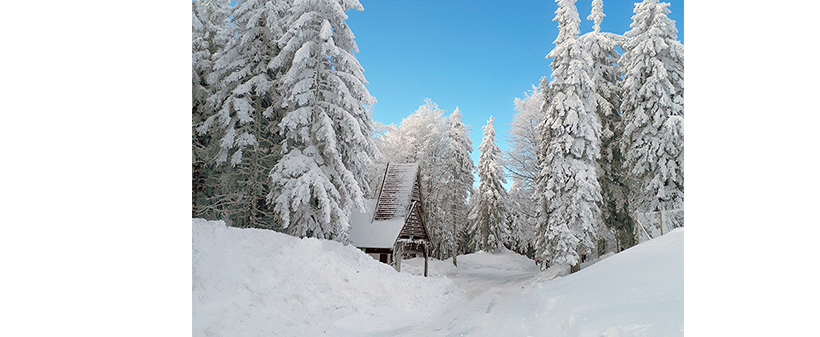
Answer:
[{"left": 193, "top": 219, "right": 683, "bottom": 336}]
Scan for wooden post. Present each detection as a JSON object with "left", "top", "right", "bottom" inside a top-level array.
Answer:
[
  {"left": 659, "top": 209, "right": 664, "bottom": 236},
  {"left": 394, "top": 245, "right": 402, "bottom": 272},
  {"left": 423, "top": 247, "right": 428, "bottom": 277}
]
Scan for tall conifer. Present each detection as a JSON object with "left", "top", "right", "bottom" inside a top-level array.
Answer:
[
  {"left": 195, "top": 0, "right": 287, "bottom": 228},
  {"left": 476, "top": 117, "right": 508, "bottom": 252},
  {"left": 620, "top": 0, "right": 684, "bottom": 221},
  {"left": 441, "top": 107, "right": 474, "bottom": 264},
  {"left": 267, "top": 0, "right": 376, "bottom": 241},
  {"left": 536, "top": 0, "right": 602, "bottom": 271},
  {"left": 580, "top": 0, "right": 628, "bottom": 253}
]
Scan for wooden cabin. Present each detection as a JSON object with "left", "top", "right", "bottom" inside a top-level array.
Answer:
[{"left": 349, "top": 163, "right": 432, "bottom": 276}]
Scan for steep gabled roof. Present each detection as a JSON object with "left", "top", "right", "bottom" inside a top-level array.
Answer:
[
  {"left": 349, "top": 163, "right": 427, "bottom": 249},
  {"left": 373, "top": 163, "right": 419, "bottom": 221}
]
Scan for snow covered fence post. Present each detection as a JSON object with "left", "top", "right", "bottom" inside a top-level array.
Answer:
[
  {"left": 393, "top": 243, "right": 402, "bottom": 272},
  {"left": 423, "top": 243, "right": 429, "bottom": 277},
  {"left": 659, "top": 209, "right": 663, "bottom": 236}
]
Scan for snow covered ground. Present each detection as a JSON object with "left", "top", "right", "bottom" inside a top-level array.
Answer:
[
  {"left": 193, "top": 219, "right": 683, "bottom": 336},
  {"left": 192, "top": 219, "right": 457, "bottom": 336}
]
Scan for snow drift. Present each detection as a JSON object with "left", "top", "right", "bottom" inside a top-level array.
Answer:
[
  {"left": 500, "top": 228, "right": 685, "bottom": 337},
  {"left": 192, "top": 219, "right": 456, "bottom": 336},
  {"left": 193, "top": 219, "right": 683, "bottom": 337},
  {"left": 397, "top": 230, "right": 683, "bottom": 337}
]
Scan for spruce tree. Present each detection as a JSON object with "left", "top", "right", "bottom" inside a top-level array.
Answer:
[
  {"left": 580, "top": 0, "right": 628, "bottom": 253},
  {"left": 620, "top": 0, "right": 684, "bottom": 223},
  {"left": 462, "top": 186, "right": 480, "bottom": 255},
  {"left": 476, "top": 117, "right": 508, "bottom": 252},
  {"left": 192, "top": 0, "right": 231, "bottom": 110},
  {"left": 192, "top": 0, "right": 231, "bottom": 218},
  {"left": 441, "top": 107, "right": 474, "bottom": 265},
  {"left": 535, "top": 0, "right": 602, "bottom": 271},
  {"left": 507, "top": 179, "right": 538, "bottom": 258},
  {"left": 194, "top": 0, "right": 286, "bottom": 229},
  {"left": 267, "top": 0, "right": 376, "bottom": 241}
]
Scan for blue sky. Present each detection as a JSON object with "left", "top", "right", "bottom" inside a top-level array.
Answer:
[{"left": 346, "top": 0, "right": 684, "bottom": 170}]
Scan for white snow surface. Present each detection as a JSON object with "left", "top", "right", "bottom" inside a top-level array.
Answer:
[
  {"left": 192, "top": 219, "right": 456, "bottom": 336},
  {"left": 193, "top": 219, "right": 683, "bottom": 336},
  {"left": 348, "top": 199, "right": 405, "bottom": 249}
]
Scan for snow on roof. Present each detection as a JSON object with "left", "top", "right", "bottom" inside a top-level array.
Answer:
[
  {"left": 349, "top": 163, "right": 422, "bottom": 249},
  {"left": 372, "top": 163, "right": 419, "bottom": 221},
  {"left": 349, "top": 199, "right": 405, "bottom": 249}
]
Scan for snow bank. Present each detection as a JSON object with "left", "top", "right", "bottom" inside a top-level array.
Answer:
[
  {"left": 501, "top": 228, "right": 685, "bottom": 337},
  {"left": 193, "top": 218, "right": 683, "bottom": 337},
  {"left": 192, "top": 219, "right": 456, "bottom": 336}
]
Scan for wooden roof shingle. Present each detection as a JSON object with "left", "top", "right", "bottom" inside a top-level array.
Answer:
[{"left": 349, "top": 163, "right": 429, "bottom": 249}]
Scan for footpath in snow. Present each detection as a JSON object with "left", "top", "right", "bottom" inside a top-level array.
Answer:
[{"left": 193, "top": 219, "right": 683, "bottom": 337}]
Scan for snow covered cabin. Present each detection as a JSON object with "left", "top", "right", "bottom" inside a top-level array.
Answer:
[{"left": 350, "top": 163, "right": 431, "bottom": 276}]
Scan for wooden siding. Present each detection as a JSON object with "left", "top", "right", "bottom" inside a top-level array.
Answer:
[{"left": 397, "top": 201, "right": 428, "bottom": 241}]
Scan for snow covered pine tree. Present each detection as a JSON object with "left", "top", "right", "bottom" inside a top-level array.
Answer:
[
  {"left": 580, "top": 0, "right": 628, "bottom": 253},
  {"left": 267, "top": 0, "right": 377, "bottom": 242},
  {"left": 476, "top": 116, "right": 508, "bottom": 252},
  {"left": 441, "top": 107, "right": 474, "bottom": 265},
  {"left": 536, "top": 0, "right": 603, "bottom": 273},
  {"left": 192, "top": 0, "right": 232, "bottom": 218},
  {"left": 620, "top": 0, "right": 684, "bottom": 225},
  {"left": 194, "top": 0, "right": 287, "bottom": 228}
]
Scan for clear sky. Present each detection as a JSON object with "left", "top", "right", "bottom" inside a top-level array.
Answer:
[{"left": 346, "top": 0, "right": 684, "bottom": 170}]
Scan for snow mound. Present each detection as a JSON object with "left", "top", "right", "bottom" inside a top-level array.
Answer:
[
  {"left": 192, "top": 219, "right": 456, "bottom": 336},
  {"left": 501, "top": 228, "right": 685, "bottom": 336}
]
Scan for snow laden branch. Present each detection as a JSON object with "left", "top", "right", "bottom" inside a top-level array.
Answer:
[
  {"left": 620, "top": 0, "right": 684, "bottom": 215},
  {"left": 536, "top": 0, "right": 603, "bottom": 271},
  {"left": 267, "top": 0, "right": 375, "bottom": 242}
]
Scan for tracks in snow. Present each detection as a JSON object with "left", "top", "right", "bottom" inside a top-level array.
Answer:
[{"left": 390, "top": 267, "right": 539, "bottom": 337}]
